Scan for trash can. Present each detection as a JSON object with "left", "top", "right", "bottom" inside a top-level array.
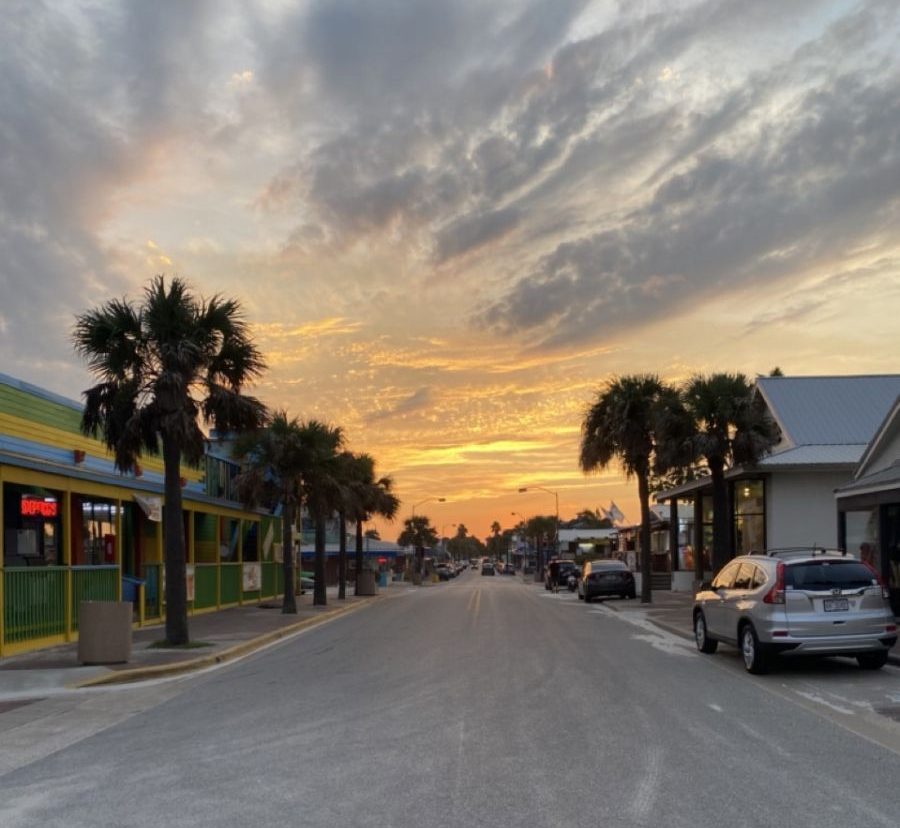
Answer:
[
  {"left": 77, "top": 601, "right": 133, "bottom": 664},
  {"left": 357, "top": 571, "right": 378, "bottom": 596}
]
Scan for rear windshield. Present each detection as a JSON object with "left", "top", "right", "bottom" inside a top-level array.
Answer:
[{"left": 785, "top": 561, "right": 876, "bottom": 590}]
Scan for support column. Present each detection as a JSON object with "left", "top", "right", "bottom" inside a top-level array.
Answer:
[
  {"left": 669, "top": 498, "right": 679, "bottom": 572},
  {"left": 693, "top": 495, "right": 704, "bottom": 582}
]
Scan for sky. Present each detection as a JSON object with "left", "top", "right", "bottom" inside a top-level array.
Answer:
[{"left": 2, "top": 0, "right": 899, "bottom": 541}]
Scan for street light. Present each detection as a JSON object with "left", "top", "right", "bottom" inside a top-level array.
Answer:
[
  {"left": 411, "top": 496, "right": 445, "bottom": 517},
  {"left": 519, "top": 486, "right": 559, "bottom": 581},
  {"left": 441, "top": 522, "right": 456, "bottom": 560},
  {"left": 511, "top": 511, "right": 526, "bottom": 571}
]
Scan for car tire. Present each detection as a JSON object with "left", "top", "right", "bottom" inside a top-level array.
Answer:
[
  {"left": 627, "top": 588, "right": 636, "bottom": 600},
  {"left": 577, "top": 592, "right": 584, "bottom": 601},
  {"left": 740, "top": 622, "right": 770, "bottom": 674},
  {"left": 857, "top": 651, "right": 889, "bottom": 670},
  {"left": 694, "top": 612, "right": 718, "bottom": 654},
  {"left": 584, "top": 593, "right": 592, "bottom": 604}
]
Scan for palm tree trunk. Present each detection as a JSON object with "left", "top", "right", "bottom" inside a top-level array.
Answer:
[
  {"left": 337, "top": 509, "right": 347, "bottom": 600},
  {"left": 710, "top": 458, "right": 729, "bottom": 571},
  {"left": 313, "top": 512, "right": 327, "bottom": 606},
  {"left": 281, "top": 500, "right": 297, "bottom": 614},
  {"left": 638, "top": 470, "right": 653, "bottom": 604},
  {"left": 355, "top": 520, "right": 364, "bottom": 595},
  {"left": 162, "top": 436, "right": 189, "bottom": 645}
]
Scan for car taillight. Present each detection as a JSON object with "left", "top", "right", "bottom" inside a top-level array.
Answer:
[
  {"left": 763, "top": 561, "right": 785, "bottom": 605},
  {"left": 886, "top": 625, "right": 897, "bottom": 633},
  {"left": 861, "top": 560, "right": 891, "bottom": 599}
]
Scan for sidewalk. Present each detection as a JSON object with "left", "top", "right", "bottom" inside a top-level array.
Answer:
[
  {"left": 602, "top": 589, "right": 900, "bottom": 666},
  {"left": 0, "top": 585, "right": 389, "bottom": 701}
]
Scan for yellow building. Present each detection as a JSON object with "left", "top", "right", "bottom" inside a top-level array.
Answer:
[{"left": 0, "top": 373, "right": 283, "bottom": 657}]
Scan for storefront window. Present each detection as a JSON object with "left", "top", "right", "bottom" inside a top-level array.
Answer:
[
  {"left": 734, "top": 480, "right": 765, "bottom": 555},
  {"left": 242, "top": 520, "right": 259, "bottom": 562},
  {"left": 845, "top": 508, "right": 879, "bottom": 573},
  {"left": 76, "top": 496, "right": 118, "bottom": 565},
  {"left": 3, "top": 484, "right": 63, "bottom": 566},
  {"left": 219, "top": 517, "right": 239, "bottom": 561}
]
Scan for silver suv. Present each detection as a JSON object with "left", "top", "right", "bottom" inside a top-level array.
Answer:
[{"left": 693, "top": 549, "right": 896, "bottom": 674}]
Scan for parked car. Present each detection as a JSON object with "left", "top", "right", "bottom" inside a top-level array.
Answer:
[
  {"left": 435, "top": 564, "right": 453, "bottom": 581},
  {"left": 693, "top": 549, "right": 897, "bottom": 674},
  {"left": 481, "top": 562, "right": 495, "bottom": 576},
  {"left": 577, "top": 559, "right": 636, "bottom": 602}
]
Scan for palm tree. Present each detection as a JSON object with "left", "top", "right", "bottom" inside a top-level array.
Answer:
[
  {"left": 297, "top": 421, "right": 345, "bottom": 606},
  {"left": 682, "top": 373, "right": 778, "bottom": 571},
  {"left": 232, "top": 411, "right": 308, "bottom": 614},
  {"left": 580, "top": 375, "right": 678, "bottom": 604},
  {"left": 73, "top": 276, "right": 266, "bottom": 645},
  {"left": 397, "top": 516, "right": 439, "bottom": 583},
  {"left": 343, "top": 455, "right": 399, "bottom": 596}
]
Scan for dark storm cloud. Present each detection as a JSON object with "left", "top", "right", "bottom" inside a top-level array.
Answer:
[{"left": 434, "top": 207, "right": 522, "bottom": 264}]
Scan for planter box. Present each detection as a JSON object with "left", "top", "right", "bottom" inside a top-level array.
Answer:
[
  {"left": 77, "top": 601, "right": 132, "bottom": 664},
  {"left": 356, "top": 571, "right": 379, "bottom": 596}
]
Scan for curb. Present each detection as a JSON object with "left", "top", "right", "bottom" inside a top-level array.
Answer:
[{"left": 73, "top": 597, "right": 375, "bottom": 689}]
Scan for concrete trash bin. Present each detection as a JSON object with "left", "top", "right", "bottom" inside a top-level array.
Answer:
[
  {"left": 357, "top": 571, "right": 378, "bottom": 596},
  {"left": 77, "top": 601, "right": 133, "bottom": 664}
]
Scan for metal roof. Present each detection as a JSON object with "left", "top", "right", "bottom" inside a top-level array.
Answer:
[
  {"left": 757, "top": 444, "right": 866, "bottom": 468},
  {"left": 756, "top": 375, "right": 900, "bottom": 447},
  {"left": 836, "top": 462, "right": 900, "bottom": 497}
]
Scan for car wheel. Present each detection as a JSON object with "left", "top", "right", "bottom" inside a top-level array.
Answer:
[
  {"left": 584, "top": 593, "right": 592, "bottom": 604},
  {"left": 740, "top": 623, "right": 770, "bottom": 674},
  {"left": 857, "top": 651, "right": 889, "bottom": 670},
  {"left": 694, "top": 612, "right": 718, "bottom": 654},
  {"left": 627, "top": 588, "right": 636, "bottom": 600},
  {"left": 577, "top": 592, "right": 584, "bottom": 601}
]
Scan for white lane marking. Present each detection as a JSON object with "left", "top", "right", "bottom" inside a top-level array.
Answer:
[
  {"left": 708, "top": 703, "right": 723, "bottom": 713},
  {"left": 793, "top": 690, "right": 855, "bottom": 715}
]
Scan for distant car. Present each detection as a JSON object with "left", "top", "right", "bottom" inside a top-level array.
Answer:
[
  {"left": 502, "top": 563, "right": 516, "bottom": 575},
  {"left": 577, "top": 559, "right": 635, "bottom": 602},
  {"left": 481, "top": 562, "right": 495, "bottom": 576},
  {"left": 693, "top": 549, "right": 896, "bottom": 674}
]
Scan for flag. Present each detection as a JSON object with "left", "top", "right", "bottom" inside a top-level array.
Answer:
[{"left": 608, "top": 501, "right": 625, "bottom": 524}]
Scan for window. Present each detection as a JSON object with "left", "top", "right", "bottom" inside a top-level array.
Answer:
[
  {"left": 732, "top": 563, "right": 755, "bottom": 590},
  {"left": 751, "top": 566, "right": 767, "bottom": 589},
  {"left": 734, "top": 480, "right": 765, "bottom": 555},
  {"left": 712, "top": 561, "right": 740, "bottom": 589},
  {"left": 786, "top": 561, "right": 876, "bottom": 590}
]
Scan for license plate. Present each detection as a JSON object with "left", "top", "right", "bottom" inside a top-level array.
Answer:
[{"left": 823, "top": 597, "right": 849, "bottom": 612}]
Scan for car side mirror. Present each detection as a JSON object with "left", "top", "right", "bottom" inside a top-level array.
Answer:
[{"left": 699, "top": 580, "right": 713, "bottom": 591}]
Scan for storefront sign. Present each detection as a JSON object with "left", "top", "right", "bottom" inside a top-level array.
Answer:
[{"left": 20, "top": 495, "right": 58, "bottom": 518}]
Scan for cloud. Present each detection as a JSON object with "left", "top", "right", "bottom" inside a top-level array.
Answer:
[{"left": 366, "top": 387, "right": 434, "bottom": 423}]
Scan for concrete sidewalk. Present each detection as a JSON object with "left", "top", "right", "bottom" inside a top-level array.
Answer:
[
  {"left": 0, "top": 585, "right": 390, "bottom": 701},
  {"left": 601, "top": 588, "right": 900, "bottom": 666}
]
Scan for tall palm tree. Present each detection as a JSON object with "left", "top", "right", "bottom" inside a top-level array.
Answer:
[
  {"left": 73, "top": 275, "right": 266, "bottom": 645},
  {"left": 344, "top": 455, "right": 399, "bottom": 596},
  {"left": 580, "top": 375, "right": 679, "bottom": 604},
  {"left": 297, "top": 421, "right": 345, "bottom": 606},
  {"left": 397, "top": 516, "right": 439, "bottom": 583},
  {"left": 682, "top": 373, "right": 778, "bottom": 571},
  {"left": 232, "top": 411, "right": 309, "bottom": 614}
]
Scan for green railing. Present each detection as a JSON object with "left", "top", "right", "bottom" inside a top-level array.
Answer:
[
  {"left": 143, "top": 563, "right": 161, "bottom": 619},
  {"left": 71, "top": 566, "right": 119, "bottom": 630},
  {"left": 261, "top": 561, "right": 276, "bottom": 598},
  {"left": 220, "top": 563, "right": 241, "bottom": 605},
  {"left": 3, "top": 567, "right": 67, "bottom": 645},
  {"left": 194, "top": 564, "right": 218, "bottom": 610}
]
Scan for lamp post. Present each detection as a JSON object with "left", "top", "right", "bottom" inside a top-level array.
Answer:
[
  {"left": 441, "top": 522, "right": 456, "bottom": 561},
  {"left": 511, "top": 511, "right": 526, "bottom": 571},
  {"left": 518, "top": 486, "right": 559, "bottom": 582}
]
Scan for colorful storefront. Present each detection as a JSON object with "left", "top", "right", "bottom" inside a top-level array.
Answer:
[{"left": 0, "top": 373, "right": 284, "bottom": 657}]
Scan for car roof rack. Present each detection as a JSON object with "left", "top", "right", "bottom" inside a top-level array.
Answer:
[{"left": 764, "top": 546, "right": 847, "bottom": 558}]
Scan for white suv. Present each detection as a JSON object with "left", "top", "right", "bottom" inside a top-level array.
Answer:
[{"left": 693, "top": 549, "right": 896, "bottom": 674}]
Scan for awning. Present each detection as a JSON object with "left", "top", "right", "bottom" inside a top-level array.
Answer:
[{"left": 134, "top": 494, "right": 162, "bottom": 522}]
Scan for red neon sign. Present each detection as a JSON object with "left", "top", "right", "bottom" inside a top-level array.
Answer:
[{"left": 21, "top": 496, "right": 58, "bottom": 518}]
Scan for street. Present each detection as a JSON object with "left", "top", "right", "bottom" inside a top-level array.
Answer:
[{"left": 3, "top": 572, "right": 900, "bottom": 827}]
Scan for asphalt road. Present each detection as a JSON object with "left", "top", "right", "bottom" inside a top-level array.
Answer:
[{"left": 2, "top": 571, "right": 900, "bottom": 827}]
